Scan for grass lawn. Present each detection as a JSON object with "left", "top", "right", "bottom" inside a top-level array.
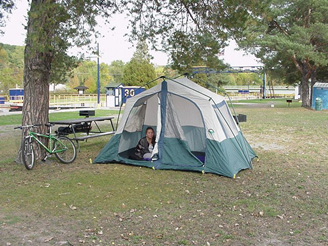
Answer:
[
  {"left": 0, "top": 105, "right": 328, "bottom": 245},
  {"left": 229, "top": 98, "right": 302, "bottom": 108}
]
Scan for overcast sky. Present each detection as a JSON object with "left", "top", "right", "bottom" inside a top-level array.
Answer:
[{"left": 0, "top": 0, "right": 261, "bottom": 67}]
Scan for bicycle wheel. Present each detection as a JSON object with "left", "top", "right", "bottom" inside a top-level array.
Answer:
[
  {"left": 22, "top": 138, "right": 35, "bottom": 170},
  {"left": 54, "top": 136, "right": 77, "bottom": 164}
]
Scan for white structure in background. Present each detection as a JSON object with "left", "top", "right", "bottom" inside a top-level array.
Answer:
[
  {"left": 294, "top": 85, "right": 300, "bottom": 99},
  {"left": 223, "top": 85, "right": 300, "bottom": 99},
  {"left": 105, "top": 83, "right": 123, "bottom": 107},
  {"left": 49, "top": 83, "right": 68, "bottom": 92}
]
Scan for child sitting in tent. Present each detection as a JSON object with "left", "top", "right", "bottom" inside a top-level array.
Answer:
[{"left": 132, "top": 127, "right": 156, "bottom": 161}]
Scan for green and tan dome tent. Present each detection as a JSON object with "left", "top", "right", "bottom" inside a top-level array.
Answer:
[{"left": 94, "top": 77, "right": 256, "bottom": 178}]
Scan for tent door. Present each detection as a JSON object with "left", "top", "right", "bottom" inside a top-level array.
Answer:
[{"left": 160, "top": 93, "right": 206, "bottom": 167}]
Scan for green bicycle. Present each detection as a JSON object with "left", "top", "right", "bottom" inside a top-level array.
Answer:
[{"left": 15, "top": 123, "right": 77, "bottom": 170}]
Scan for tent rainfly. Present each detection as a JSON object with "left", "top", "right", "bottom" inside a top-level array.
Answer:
[{"left": 94, "top": 77, "right": 256, "bottom": 178}]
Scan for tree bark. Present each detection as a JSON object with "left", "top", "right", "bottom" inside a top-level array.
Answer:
[
  {"left": 310, "top": 68, "right": 317, "bottom": 107},
  {"left": 300, "top": 73, "right": 310, "bottom": 108},
  {"left": 17, "top": 0, "right": 53, "bottom": 163},
  {"left": 295, "top": 60, "right": 312, "bottom": 108}
]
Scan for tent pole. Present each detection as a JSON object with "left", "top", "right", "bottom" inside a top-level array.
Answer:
[
  {"left": 225, "top": 93, "right": 239, "bottom": 125},
  {"left": 137, "top": 76, "right": 165, "bottom": 90},
  {"left": 116, "top": 99, "right": 123, "bottom": 130}
]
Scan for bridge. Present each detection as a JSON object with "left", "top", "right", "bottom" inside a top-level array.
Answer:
[
  {"left": 191, "top": 66, "right": 270, "bottom": 98},
  {"left": 191, "top": 66, "right": 264, "bottom": 74}
]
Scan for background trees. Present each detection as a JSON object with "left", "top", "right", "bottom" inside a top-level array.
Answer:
[
  {"left": 123, "top": 0, "right": 328, "bottom": 106},
  {"left": 108, "top": 60, "right": 125, "bottom": 84},
  {"left": 122, "top": 41, "right": 157, "bottom": 87},
  {"left": 121, "top": 0, "right": 243, "bottom": 72},
  {"left": 236, "top": 0, "right": 328, "bottom": 107},
  {"left": 0, "top": 43, "right": 24, "bottom": 92},
  {"left": 68, "top": 61, "right": 111, "bottom": 93},
  {"left": 0, "top": 42, "right": 165, "bottom": 93},
  {"left": 0, "top": 1, "right": 23, "bottom": 92}
]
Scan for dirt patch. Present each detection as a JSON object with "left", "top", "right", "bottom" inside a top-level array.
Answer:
[
  {"left": 0, "top": 212, "right": 81, "bottom": 246},
  {"left": 249, "top": 141, "right": 285, "bottom": 151},
  {"left": 234, "top": 102, "right": 274, "bottom": 108}
]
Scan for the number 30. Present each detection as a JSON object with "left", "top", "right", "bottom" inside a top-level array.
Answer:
[{"left": 124, "top": 89, "right": 135, "bottom": 97}]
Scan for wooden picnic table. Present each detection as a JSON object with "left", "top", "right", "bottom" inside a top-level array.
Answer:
[{"left": 50, "top": 116, "right": 116, "bottom": 150}]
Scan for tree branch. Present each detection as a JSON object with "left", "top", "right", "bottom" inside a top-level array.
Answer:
[
  {"left": 305, "top": 58, "right": 314, "bottom": 79},
  {"left": 272, "top": 20, "right": 289, "bottom": 36},
  {"left": 291, "top": 54, "right": 303, "bottom": 73},
  {"left": 304, "top": 8, "right": 312, "bottom": 28},
  {"left": 181, "top": 0, "right": 202, "bottom": 31}
]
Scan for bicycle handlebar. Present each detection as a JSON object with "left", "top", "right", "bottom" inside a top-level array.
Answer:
[{"left": 14, "top": 124, "right": 42, "bottom": 130}]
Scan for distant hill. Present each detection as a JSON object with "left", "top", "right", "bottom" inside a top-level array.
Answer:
[
  {"left": 0, "top": 43, "right": 24, "bottom": 68},
  {"left": 0, "top": 43, "right": 25, "bottom": 92}
]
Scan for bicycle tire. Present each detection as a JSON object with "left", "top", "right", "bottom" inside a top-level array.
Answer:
[
  {"left": 22, "top": 138, "right": 35, "bottom": 170},
  {"left": 54, "top": 136, "right": 77, "bottom": 164}
]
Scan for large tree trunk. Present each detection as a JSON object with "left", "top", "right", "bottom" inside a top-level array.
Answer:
[
  {"left": 291, "top": 56, "right": 315, "bottom": 108},
  {"left": 16, "top": 0, "right": 53, "bottom": 163},
  {"left": 299, "top": 61, "right": 312, "bottom": 108},
  {"left": 310, "top": 68, "right": 317, "bottom": 108},
  {"left": 300, "top": 74, "right": 310, "bottom": 108}
]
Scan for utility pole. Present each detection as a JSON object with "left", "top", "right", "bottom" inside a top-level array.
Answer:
[
  {"left": 262, "top": 72, "right": 266, "bottom": 99},
  {"left": 97, "top": 43, "right": 100, "bottom": 106}
]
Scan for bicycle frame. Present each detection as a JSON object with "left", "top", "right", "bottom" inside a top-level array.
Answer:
[{"left": 27, "top": 131, "right": 67, "bottom": 154}]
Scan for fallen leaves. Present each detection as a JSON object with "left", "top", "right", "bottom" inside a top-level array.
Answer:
[
  {"left": 44, "top": 237, "right": 54, "bottom": 242},
  {"left": 114, "top": 212, "right": 125, "bottom": 222}
]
